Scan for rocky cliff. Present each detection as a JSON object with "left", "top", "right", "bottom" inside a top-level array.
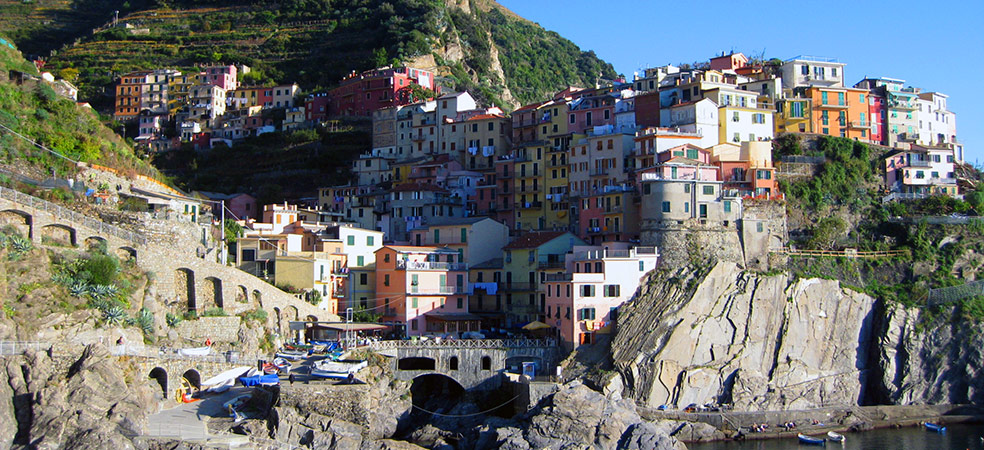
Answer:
[{"left": 610, "top": 262, "right": 984, "bottom": 411}]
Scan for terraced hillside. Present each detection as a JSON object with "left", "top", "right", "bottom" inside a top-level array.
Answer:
[{"left": 0, "top": 0, "right": 616, "bottom": 109}]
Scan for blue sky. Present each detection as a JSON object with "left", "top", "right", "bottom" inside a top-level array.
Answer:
[{"left": 497, "top": 0, "right": 983, "bottom": 163}]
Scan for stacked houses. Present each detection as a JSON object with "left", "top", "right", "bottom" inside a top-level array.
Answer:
[{"left": 119, "top": 52, "right": 966, "bottom": 350}]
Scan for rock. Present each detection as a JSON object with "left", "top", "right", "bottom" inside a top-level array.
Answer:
[
  {"left": 612, "top": 262, "right": 878, "bottom": 411},
  {"left": 668, "top": 421, "right": 725, "bottom": 443},
  {"left": 619, "top": 422, "right": 687, "bottom": 450}
]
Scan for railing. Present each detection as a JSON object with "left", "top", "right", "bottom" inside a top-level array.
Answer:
[
  {"left": 369, "top": 338, "right": 557, "bottom": 350},
  {"left": 111, "top": 344, "right": 262, "bottom": 363},
  {"left": 537, "top": 260, "right": 565, "bottom": 269},
  {"left": 0, "top": 341, "right": 51, "bottom": 356},
  {"left": 396, "top": 260, "right": 468, "bottom": 271},
  {"left": 502, "top": 282, "right": 536, "bottom": 291},
  {"left": 409, "top": 285, "right": 470, "bottom": 295},
  {"left": 590, "top": 168, "right": 610, "bottom": 176},
  {"left": 544, "top": 273, "right": 573, "bottom": 282},
  {"left": 881, "top": 192, "right": 928, "bottom": 203},
  {"left": 770, "top": 248, "right": 910, "bottom": 259},
  {"left": 0, "top": 185, "right": 147, "bottom": 246},
  {"left": 907, "top": 160, "right": 932, "bottom": 167}
]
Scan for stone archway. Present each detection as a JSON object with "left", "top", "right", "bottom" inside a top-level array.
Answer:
[
  {"left": 203, "top": 276, "right": 223, "bottom": 309},
  {"left": 285, "top": 305, "right": 299, "bottom": 322},
  {"left": 182, "top": 369, "right": 201, "bottom": 390},
  {"left": 410, "top": 373, "right": 465, "bottom": 412},
  {"left": 0, "top": 209, "right": 32, "bottom": 238},
  {"left": 116, "top": 246, "right": 137, "bottom": 264},
  {"left": 237, "top": 285, "right": 248, "bottom": 303},
  {"left": 40, "top": 224, "right": 76, "bottom": 246},
  {"left": 84, "top": 236, "right": 107, "bottom": 253},
  {"left": 175, "top": 268, "right": 196, "bottom": 312},
  {"left": 149, "top": 367, "right": 168, "bottom": 399},
  {"left": 252, "top": 290, "right": 263, "bottom": 307}
]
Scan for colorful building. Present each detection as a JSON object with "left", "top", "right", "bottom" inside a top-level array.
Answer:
[
  {"left": 500, "top": 231, "right": 585, "bottom": 327},
  {"left": 375, "top": 246, "right": 475, "bottom": 337},
  {"left": 328, "top": 66, "right": 435, "bottom": 117},
  {"left": 545, "top": 244, "right": 659, "bottom": 350}
]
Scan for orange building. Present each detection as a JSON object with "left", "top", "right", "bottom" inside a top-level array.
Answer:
[
  {"left": 805, "top": 87, "right": 872, "bottom": 141},
  {"left": 375, "top": 246, "right": 478, "bottom": 337}
]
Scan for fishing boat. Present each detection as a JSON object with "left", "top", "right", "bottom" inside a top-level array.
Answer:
[
  {"left": 223, "top": 394, "right": 251, "bottom": 423},
  {"left": 310, "top": 359, "right": 368, "bottom": 379},
  {"left": 238, "top": 373, "right": 280, "bottom": 387},
  {"left": 262, "top": 358, "right": 292, "bottom": 375},
  {"left": 275, "top": 349, "right": 308, "bottom": 360},
  {"left": 924, "top": 422, "right": 946, "bottom": 433},
  {"left": 797, "top": 433, "right": 826, "bottom": 446},
  {"left": 826, "top": 431, "right": 845, "bottom": 443},
  {"left": 177, "top": 346, "right": 211, "bottom": 356},
  {"left": 201, "top": 366, "right": 252, "bottom": 393}
]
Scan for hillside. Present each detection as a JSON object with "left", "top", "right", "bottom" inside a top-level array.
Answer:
[
  {"left": 0, "top": 0, "right": 617, "bottom": 109},
  {"left": 0, "top": 37, "right": 162, "bottom": 181}
]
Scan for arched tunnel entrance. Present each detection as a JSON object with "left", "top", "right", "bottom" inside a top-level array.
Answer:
[
  {"left": 149, "top": 367, "right": 167, "bottom": 399},
  {"left": 409, "top": 373, "right": 465, "bottom": 410},
  {"left": 396, "top": 373, "right": 515, "bottom": 446}
]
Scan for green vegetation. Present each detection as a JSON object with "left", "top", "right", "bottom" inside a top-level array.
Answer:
[
  {"left": 165, "top": 312, "right": 182, "bottom": 327},
  {"left": 778, "top": 136, "right": 878, "bottom": 211},
  {"left": 202, "top": 307, "right": 228, "bottom": 317},
  {"left": 0, "top": 227, "right": 34, "bottom": 261},
  {"left": 0, "top": 37, "right": 163, "bottom": 180},
  {"left": 241, "top": 308, "right": 268, "bottom": 323}
]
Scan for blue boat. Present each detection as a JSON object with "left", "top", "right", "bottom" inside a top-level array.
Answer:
[
  {"left": 798, "top": 433, "right": 826, "bottom": 446},
  {"left": 924, "top": 422, "right": 946, "bottom": 433}
]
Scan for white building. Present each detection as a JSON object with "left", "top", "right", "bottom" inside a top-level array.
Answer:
[
  {"left": 544, "top": 244, "right": 659, "bottom": 350},
  {"left": 780, "top": 56, "right": 846, "bottom": 89},
  {"left": 915, "top": 92, "right": 958, "bottom": 152},
  {"left": 718, "top": 105, "right": 775, "bottom": 144},
  {"left": 666, "top": 98, "right": 719, "bottom": 148}
]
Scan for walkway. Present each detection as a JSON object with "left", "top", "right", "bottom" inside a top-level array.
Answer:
[{"left": 144, "top": 387, "right": 251, "bottom": 441}]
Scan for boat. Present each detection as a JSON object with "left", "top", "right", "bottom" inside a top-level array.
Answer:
[
  {"left": 924, "top": 422, "right": 946, "bottom": 433},
  {"left": 310, "top": 359, "right": 368, "bottom": 379},
  {"left": 238, "top": 373, "right": 280, "bottom": 387},
  {"left": 201, "top": 366, "right": 252, "bottom": 393},
  {"left": 263, "top": 358, "right": 292, "bottom": 375},
  {"left": 177, "top": 346, "right": 211, "bottom": 356},
  {"left": 797, "top": 434, "right": 826, "bottom": 446},
  {"left": 275, "top": 349, "right": 308, "bottom": 360},
  {"left": 223, "top": 394, "right": 251, "bottom": 423},
  {"left": 826, "top": 431, "right": 845, "bottom": 443}
]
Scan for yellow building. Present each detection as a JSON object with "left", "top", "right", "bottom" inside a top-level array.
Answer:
[
  {"left": 513, "top": 142, "right": 549, "bottom": 231},
  {"left": 775, "top": 98, "right": 813, "bottom": 134}
]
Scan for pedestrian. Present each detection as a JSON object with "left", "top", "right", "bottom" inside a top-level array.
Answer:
[
  {"left": 288, "top": 373, "right": 295, "bottom": 385},
  {"left": 116, "top": 336, "right": 124, "bottom": 345}
]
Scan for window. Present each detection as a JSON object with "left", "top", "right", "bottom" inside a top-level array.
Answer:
[
  {"left": 410, "top": 319, "right": 417, "bottom": 330},
  {"left": 686, "top": 148, "right": 699, "bottom": 160},
  {"left": 384, "top": 253, "right": 391, "bottom": 263},
  {"left": 367, "top": 236, "right": 374, "bottom": 246},
  {"left": 702, "top": 185, "right": 714, "bottom": 195},
  {"left": 384, "top": 274, "right": 390, "bottom": 286},
  {"left": 821, "top": 92, "right": 828, "bottom": 105},
  {"left": 732, "top": 111, "right": 740, "bottom": 122},
  {"left": 753, "top": 113, "right": 765, "bottom": 124},
  {"left": 801, "top": 65, "right": 809, "bottom": 75},
  {"left": 724, "top": 201, "right": 732, "bottom": 213},
  {"left": 604, "top": 285, "right": 620, "bottom": 297},
  {"left": 570, "top": 114, "right": 575, "bottom": 124},
  {"left": 859, "top": 93, "right": 865, "bottom": 103},
  {"left": 347, "top": 236, "right": 355, "bottom": 245},
  {"left": 481, "top": 356, "right": 492, "bottom": 370},
  {"left": 357, "top": 256, "right": 364, "bottom": 266},
  {"left": 756, "top": 170, "right": 772, "bottom": 180},
  {"left": 433, "top": 229, "right": 440, "bottom": 244},
  {"left": 457, "top": 297, "right": 463, "bottom": 309},
  {"left": 580, "top": 285, "right": 595, "bottom": 297},
  {"left": 639, "top": 261, "right": 645, "bottom": 271},
  {"left": 756, "top": 222, "right": 764, "bottom": 232},
  {"left": 488, "top": 122, "right": 494, "bottom": 131},
  {"left": 360, "top": 273, "right": 368, "bottom": 285},
  {"left": 661, "top": 201, "right": 670, "bottom": 212},
  {"left": 579, "top": 308, "right": 596, "bottom": 320},
  {"left": 837, "top": 92, "right": 845, "bottom": 106},
  {"left": 684, "top": 202, "right": 690, "bottom": 213},
  {"left": 684, "top": 184, "right": 690, "bottom": 194},
  {"left": 411, "top": 297, "right": 418, "bottom": 308}
]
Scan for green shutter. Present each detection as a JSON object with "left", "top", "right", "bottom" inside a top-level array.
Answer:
[
  {"left": 434, "top": 229, "right": 440, "bottom": 244},
  {"left": 357, "top": 255, "right": 364, "bottom": 266},
  {"left": 460, "top": 228, "right": 467, "bottom": 243}
]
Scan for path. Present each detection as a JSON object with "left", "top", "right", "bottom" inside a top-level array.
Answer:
[{"left": 145, "top": 387, "right": 251, "bottom": 441}]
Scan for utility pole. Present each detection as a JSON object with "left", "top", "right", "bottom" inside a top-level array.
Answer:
[{"left": 219, "top": 200, "right": 227, "bottom": 266}]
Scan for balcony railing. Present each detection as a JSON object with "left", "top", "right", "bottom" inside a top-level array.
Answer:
[
  {"left": 907, "top": 160, "right": 932, "bottom": 167},
  {"left": 849, "top": 121, "right": 869, "bottom": 129},
  {"left": 519, "top": 201, "right": 543, "bottom": 209},
  {"left": 537, "top": 260, "right": 566, "bottom": 269},
  {"left": 409, "top": 285, "right": 471, "bottom": 295},
  {"left": 397, "top": 260, "right": 468, "bottom": 271},
  {"left": 590, "top": 168, "right": 610, "bottom": 177},
  {"left": 544, "top": 273, "right": 573, "bottom": 282}
]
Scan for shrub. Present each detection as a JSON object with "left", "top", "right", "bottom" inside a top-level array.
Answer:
[
  {"left": 165, "top": 312, "right": 182, "bottom": 327},
  {"left": 202, "top": 307, "right": 227, "bottom": 317},
  {"left": 135, "top": 308, "right": 154, "bottom": 335},
  {"left": 102, "top": 305, "right": 127, "bottom": 326},
  {"left": 83, "top": 254, "right": 119, "bottom": 285},
  {"left": 242, "top": 308, "right": 268, "bottom": 323},
  {"left": 183, "top": 310, "right": 199, "bottom": 321}
]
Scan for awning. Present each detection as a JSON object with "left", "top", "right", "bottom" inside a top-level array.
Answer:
[
  {"left": 522, "top": 321, "right": 551, "bottom": 331},
  {"left": 423, "top": 313, "right": 482, "bottom": 321}
]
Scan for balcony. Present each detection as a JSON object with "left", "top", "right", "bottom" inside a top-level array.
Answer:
[
  {"left": 848, "top": 121, "right": 869, "bottom": 129},
  {"left": 409, "top": 285, "right": 471, "bottom": 295},
  {"left": 411, "top": 134, "right": 426, "bottom": 142},
  {"left": 397, "top": 260, "right": 468, "bottom": 271},
  {"left": 502, "top": 282, "right": 536, "bottom": 292},
  {"left": 519, "top": 185, "right": 541, "bottom": 193},
  {"left": 520, "top": 201, "right": 543, "bottom": 209},
  {"left": 603, "top": 204, "right": 624, "bottom": 214},
  {"left": 590, "top": 168, "right": 611, "bottom": 177},
  {"left": 517, "top": 170, "right": 540, "bottom": 179},
  {"left": 888, "top": 99, "right": 917, "bottom": 110},
  {"left": 817, "top": 102, "right": 848, "bottom": 109},
  {"left": 899, "top": 132, "right": 920, "bottom": 142},
  {"left": 907, "top": 159, "right": 932, "bottom": 167},
  {"left": 544, "top": 273, "right": 573, "bottom": 282},
  {"left": 537, "top": 260, "right": 565, "bottom": 269}
]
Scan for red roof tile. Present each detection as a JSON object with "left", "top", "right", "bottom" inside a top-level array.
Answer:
[{"left": 466, "top": 114, "right": 505, "bottom": 121}]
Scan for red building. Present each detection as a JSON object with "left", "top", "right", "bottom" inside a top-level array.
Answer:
[
  {"left": 868, "top": 92, "right": 886, "bottom": 145},
  {"left": 305, "top": 93, "right": 330, "bottom": 122},
  {"left": 328, "top": 66, "right": 435, "bottom": 117}
]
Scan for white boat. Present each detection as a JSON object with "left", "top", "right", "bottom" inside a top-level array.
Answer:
[
  {"left": 310, "top": 359, "right": 368, "bottom": 379},
  {"left": 826, "top": 431, "right": 845, "bottom": 443},
  {"left": 201, "top": 366, "right": 252, "bottom": 394},
  {"left": 275, "top": 349, "right": 307, "bottom": 360},
  {"left": 177, "top": 346, "right": 211, "bottom": 356}
]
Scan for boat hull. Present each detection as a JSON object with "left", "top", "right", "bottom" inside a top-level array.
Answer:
[{"left": 797, "top": 434, "right": 826, "bottom": 446}]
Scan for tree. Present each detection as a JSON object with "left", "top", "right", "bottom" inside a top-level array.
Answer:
[{"left": 807, "top": 217, "right": 848, "bottom": 250}]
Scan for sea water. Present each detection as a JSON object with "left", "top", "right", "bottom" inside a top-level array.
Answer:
[{"left": 688, "top": 424, "right": 984, "bottom": 450}]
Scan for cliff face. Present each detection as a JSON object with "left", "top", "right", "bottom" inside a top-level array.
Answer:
[{"left": 611, "top": 262, "right": 984, "bottom": 411}]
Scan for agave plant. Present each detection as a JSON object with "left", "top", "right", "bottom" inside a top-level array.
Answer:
[
  {"left": 102, "top": 305, "right": 127, "bottom": 326},
  {"left": 165, "top": 312, "right": 182, "bottom": 328},
  {"left": 135, "top": 309, "right": 154, "bottom": 335},
  {"left": 51, "top": 272, "right": 73, "bottom": 287},
  {"left": 8, "top": 235, "right": 33, "bottom": 253},
  {"left": 87, "top": 284, "right": 119, "bottom": 300},
  {"left": 69, "top": 281, "right": 90, "bottom": 298}
]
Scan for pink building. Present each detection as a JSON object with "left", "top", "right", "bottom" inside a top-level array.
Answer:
[
  {"left": 203, "top": 65, "right": 238, "bottom": 91},
  {"left": 869, "top": 92, "right": 886, "bottom": 145}
]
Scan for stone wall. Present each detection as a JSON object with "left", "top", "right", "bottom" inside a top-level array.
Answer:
[
  {"left": 389, "top": 345, "right": 560, "bottom": 390},
  {"left": 173, "top": 316, "right": 242, "bottom": 343}
]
